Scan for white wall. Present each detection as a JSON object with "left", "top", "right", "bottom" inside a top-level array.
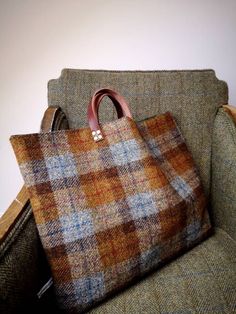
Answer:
[{"left": 0, "top": 0, "right": 236, "bottom": 216}]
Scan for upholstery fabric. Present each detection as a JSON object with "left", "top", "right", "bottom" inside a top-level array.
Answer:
[
  {"left": 211, "top": 108, "right": 236, "bottom": 240},
  {"left": 89, "top": 228, "right": 236, "bottom": 314},
  {"left": 10, "top": 110, "right": 211, "bottom": 313},
  {"left": 48, "top": 69, "right": 228, "bottom": 198},
  {"left": 0, "top": 204, "right": 54, "bottom": 313}
]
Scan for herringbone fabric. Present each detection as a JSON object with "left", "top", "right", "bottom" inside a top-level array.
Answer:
[
  {"left": 211, "top": 108, "right": 236, "bottom": 240},
  {"left": 10, "top": 108, "right": 211, "bottom": 313},
  {"left": 0, "top": 204, "right": 54, "bottom": 313}
]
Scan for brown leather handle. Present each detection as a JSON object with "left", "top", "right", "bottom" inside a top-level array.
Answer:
[{"left": 88, "top": 88, "right": 132, "bottom": 142}]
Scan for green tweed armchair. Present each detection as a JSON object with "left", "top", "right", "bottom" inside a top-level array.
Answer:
[{"left": 0, "top": 69, "right": 236, "bottom": 313}]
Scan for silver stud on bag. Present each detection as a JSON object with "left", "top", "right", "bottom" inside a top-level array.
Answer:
[{"left": 92, "top": 129, "right": 104, "bottom": 142}]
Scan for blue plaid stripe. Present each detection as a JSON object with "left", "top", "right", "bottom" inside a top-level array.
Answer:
[
  {"left": 110, "top": 139, "right": 141, "bottom": 165},
  {"left": 57, "top": 273, "right": 105, "bottom": 308},
  {"left": 127, "top": 192, "right": 159, "bottom": 219},
  {"left": 59, "top": 211, "right": 95, "bottom": 242},
  {"left": 146, "top": 138, "right": 163, "bottom": 159},
  {"left": 171, "top": 176, "right": 193, "bottom": 199},
  {"left": 186, "top": 221, "right": 201, "bottom": 243},
  {"left": 45, "top": 152, "right": 78, "bottom": 180},
  {"left": 140, "top": 246, "right": 161, "bottom": 273}
]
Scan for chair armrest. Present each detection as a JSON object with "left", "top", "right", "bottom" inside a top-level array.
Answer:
[
  {"left": 211, "top": 105, "right": 236, "bottom": 241},
  {"left": 0, "top": 107, "right": 69, "bottom": 244},
  {"left": 223, "top": 104, "right": 236, "bottom": 124}
]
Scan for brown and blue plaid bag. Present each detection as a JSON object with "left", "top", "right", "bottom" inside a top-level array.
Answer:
[{"left": 10, "top": 88, "right": 211, "bottom": 313}]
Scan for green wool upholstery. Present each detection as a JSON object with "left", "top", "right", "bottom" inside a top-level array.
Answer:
[
  {"left": 0, "top": 205, "right": 56, "bottom": 312},
  {"left": 211, "top": 108, "right": 236, "bottom": 240}
]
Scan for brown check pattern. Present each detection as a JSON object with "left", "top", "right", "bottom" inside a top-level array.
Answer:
[{"left": 10, "top": 112, "right": 211, "bottom": 313}]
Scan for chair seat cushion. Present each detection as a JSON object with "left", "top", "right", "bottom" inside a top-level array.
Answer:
[{"left": 89, "top": 228, "right": 236, "bottom": 314}]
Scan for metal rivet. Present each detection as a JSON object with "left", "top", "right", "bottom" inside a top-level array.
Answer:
[
  {"left": 97, "top": 130, "right": 101, "bottom": 134},
  {"left": 94, "top": 136, "right": 98, "bottom": 141},
  {"left": 98, "top": 134, "right": 103, "bottom": 139},
  {"left": 92, "top": 131, "right": 96, "bottom": 135}
]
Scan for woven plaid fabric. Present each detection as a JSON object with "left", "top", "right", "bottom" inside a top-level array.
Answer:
[{"left": 10, "top": 111, "right": 211, "bottom": 313}]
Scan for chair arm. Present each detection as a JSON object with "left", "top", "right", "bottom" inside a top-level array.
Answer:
[
  {"left": 211, "top": 105, "right": 236, "bottom": 241},
  {"left": 223, "top": 104, "right": 236, "bottom": 125},
  {"left": 0, "top": 107, "right": 69, "bottom": 244}
]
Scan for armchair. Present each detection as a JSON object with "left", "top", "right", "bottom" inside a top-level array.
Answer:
[{"left": 0, "top": 69, "right": 235, "bottom": 313}]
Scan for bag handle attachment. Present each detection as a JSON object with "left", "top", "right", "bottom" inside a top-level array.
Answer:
[{"left": 87, "top": 88, "right": 132, "bottom": 142}]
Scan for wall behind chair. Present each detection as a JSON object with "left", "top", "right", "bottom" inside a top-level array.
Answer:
[{"left": 0, "top": 0, "right": 236, "bottom": 216}]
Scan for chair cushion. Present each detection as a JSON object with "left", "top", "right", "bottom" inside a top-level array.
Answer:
[
  {"left": 89, "top": 227, "right": 236, "bottom": 314},
  {"left": 48, "top": 69, "right": 228, "bottom": 198}
]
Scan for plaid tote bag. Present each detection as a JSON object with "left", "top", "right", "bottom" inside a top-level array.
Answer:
[{"left": 10, "top": 88, "right": 211, "bottom": 313}]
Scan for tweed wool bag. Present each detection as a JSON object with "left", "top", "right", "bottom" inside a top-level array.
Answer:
[{"left": 10, "top": 88, "right": 211, "bottom": 313}]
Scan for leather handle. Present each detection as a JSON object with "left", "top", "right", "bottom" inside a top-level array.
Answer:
[{"left": 87, "top": 88, "right": 132, "bottom": 142}]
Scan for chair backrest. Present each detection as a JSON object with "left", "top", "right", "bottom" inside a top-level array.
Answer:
[{"left": 48, "top": 69, "right": 228, "bottom": 198}]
